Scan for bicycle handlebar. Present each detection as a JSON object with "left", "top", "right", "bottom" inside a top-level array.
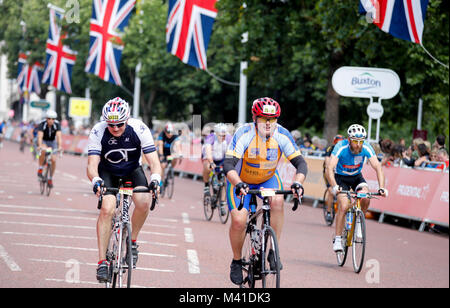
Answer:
[
  {"left": 338, "top": 190, "right": 382, "bottom": 199},
  {"left": 97, "top": 186, "right": 158, "bottom": 210},
  {"left": 237, "top": 189, "right": 302, "bottom": 212}
]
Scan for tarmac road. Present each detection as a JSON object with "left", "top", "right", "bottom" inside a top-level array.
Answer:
[{"left": 0, "top": 140, "right": 448, "bottom": 288}]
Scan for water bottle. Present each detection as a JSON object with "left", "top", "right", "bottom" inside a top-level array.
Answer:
[{"left": 346, "top": 211, "right": 353, "bottom": 230}]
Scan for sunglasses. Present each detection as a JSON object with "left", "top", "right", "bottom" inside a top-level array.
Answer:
[
  {"left": 257, "top": 117, "right": 277, "bottom": 124},
  {"left": 351, "top": 139, "right": 364, "bottom": 145},
  {"left": 108, "top": 123, "right": 125, "bottom": 128}
]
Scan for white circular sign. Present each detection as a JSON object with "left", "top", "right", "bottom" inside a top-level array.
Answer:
[
  {"left": 332, "top": 66, "right": 400, "bottom": 99},
  {"left": 367, "top": 103, "right": 384, "bottom": 119}
]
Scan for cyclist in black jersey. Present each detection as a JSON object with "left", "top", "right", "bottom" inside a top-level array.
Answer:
[
  {"left": 36, "top": 110, "right": 62, "bottom": 188},
  {"left": 157, "top": 122, "right": 182, "bottom": 187},
  {"left": 323, "top": 134, "right": 345, "bottom": 223},
  {"left": 87, "top": 97, "right": 162, "bottom": 282}
]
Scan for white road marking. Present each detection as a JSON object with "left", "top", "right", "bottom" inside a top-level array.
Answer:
[
  {"left": 187, "top": 249, "right": 200, "bottom": 274},
  {"left": 182, "top": 212, "right": 190, "bottom": 224},
  {"left": 184, "top": 228, "right": 194, "bottom": 243},
  {"left": 0, "top": 244, "right": 21, "bottom": 272}
]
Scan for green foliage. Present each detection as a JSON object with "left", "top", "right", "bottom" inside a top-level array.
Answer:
[{"left": 0, "top": 0, "right": 448, "bottom": 143}]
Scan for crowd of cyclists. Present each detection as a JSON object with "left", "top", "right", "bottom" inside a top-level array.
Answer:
[{"left": 1, "top": 95, "right": 447, "bottom": 286}]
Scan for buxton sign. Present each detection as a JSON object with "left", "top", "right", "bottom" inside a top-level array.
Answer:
[
  {"left": 332, "top": 66, "right": 401, "bottom": 143},
  {"left": 332, "top": 66, "right": 400, "bottom": 99}
]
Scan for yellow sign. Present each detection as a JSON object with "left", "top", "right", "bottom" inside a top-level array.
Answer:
[{"left": 69, "top": 97, "right": 92, "bottom": 118}]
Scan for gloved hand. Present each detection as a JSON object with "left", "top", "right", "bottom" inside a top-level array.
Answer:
[
  {"left": 234, "top": 182, "right": 249, "bottom": 196},
  {"left": 92, "top": 177, "right": 104, "bottom": 195}
]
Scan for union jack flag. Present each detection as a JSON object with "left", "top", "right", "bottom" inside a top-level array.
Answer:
[
  {"left": 16, "top": 53, "right": 43, "bottom": 95},
  {"left": 85, "top": 0, "right": 136, "bottom": 86},
  {"left": 359, "top": 0, "right": 429, "bottom": 44},
  {"left": 166, "top": 0, "right": 218, "bottom": 70},
  {"left": 42, "top": 5, "right": 77, "bottom": 94}
]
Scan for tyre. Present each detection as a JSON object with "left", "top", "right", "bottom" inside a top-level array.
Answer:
[
  {"left": 336, "top": 229, "right": 349, "bottom": 267},
  {"left": 322, "top": 189, "right": 336, "bottom": 226},
  {"left": 218, "top": 186, "right": 230, "bottom": 224},
  {"left": 106, "top": 224, "right": 119, "bottom": 288},
  {"left": 40, "top": 166, "right": 48, "bottom": 195},
  {"left": 241, "top": 226, "right": 256, "bottom": 288},
  {"left": 122, "top": 223, "right": 133, "bottom": 288},
  {"left": 167, "top": 168, "right": 175, "bottom": 199},
  {"left": 352, "top": 210, "right": 366, "bottom": 273},
  {"left": 203, "top": 193, "right": 213, "bottom": 221},
  {"left": 261, "top": 226, "right": 280, "bottom": 288}
]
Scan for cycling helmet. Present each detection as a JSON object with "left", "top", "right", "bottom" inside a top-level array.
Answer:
[
  {"left": 214, "top": 123, "right": 227, "bottom": 135},
  {"left": 333, "top": 134, "right": 345, "bottom": 145},
  {"left": 165, "top": 122, "right": 174, "bottom": 134},
  {"left": 46, "top": 110, "right": 57, "bottom": 119},
  {"left": 102, "top": 97, "right": 130, "bottom": 124},
  {"left": 347, "top": 124, "right": 367, "bottom": 140},
  {"left": 251, "top": 97, "right": 281, "bottom": 118}
]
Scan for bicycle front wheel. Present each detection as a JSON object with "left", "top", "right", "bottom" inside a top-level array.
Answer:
[
  {"left": 352, "top": 210, "right": 366, "bottom": 273},
  {"left": 120, "top": 223, "right": 133, "bottom": 288},
  {"left": 261, "top": 226, "right": 280, "bottom": 288},
  {"left": 241, "top": 226, "right": 256, "bottom": 288},
  {"left": 166, "top": 169, "right": 175, "bottom": 199}
]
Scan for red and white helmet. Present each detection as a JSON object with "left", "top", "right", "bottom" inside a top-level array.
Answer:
[
  {"left": 251, "top": 97, "right": 281, "bottom": 118},
  {"left": 102, "top": 97, "right": 130, "bottom": 124},
  {"left": 165, "top": 122, "right": 174, "bottom": 134}
]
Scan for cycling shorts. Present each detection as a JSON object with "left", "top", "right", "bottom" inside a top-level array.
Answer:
[
  {"left": 335, "top": 173, "right": 366, "bottom": 192},
  {"left": 99, "top": 166, "right": 148, "bottom": 196},
  {"left": 226, "top": 170, "right": 283, "bottom": 212},
  {"left": 43, "top": 140, "right": 58, "bottom": 150}
]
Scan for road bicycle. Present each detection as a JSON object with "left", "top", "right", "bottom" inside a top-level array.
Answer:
[
  {"left": 160, "top": 156, "right": 176, "bottom": 199},
  {"left": 38, "top": 148, "right": 61, "bottom": 196},
  {"left": 97, "top": 180, "right": 157, "bottom": 288},
  {"left": 203, "top": 165, "right": 229, "bottom": 224},
  {"left": 322, "top": 187, "right": 337, "bottom": 226},
  {"left": 238, "top": 188, "right": 301, "bottom": 288},
  {"left": 335, "top": 190, "right": 381, "bottom": 273}
]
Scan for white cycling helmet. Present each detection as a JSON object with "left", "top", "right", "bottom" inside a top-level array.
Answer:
[
  {"left": 46, "top": 110, "right": 57, "bottom": 119},
  {"left": 347, "top": 124, "right": 367, "bottom": 140},
  {"left": 214, "top": 123, "right": 227, "bottom": 136},
  {"left": 102, "top": 97, "right": 130, "bottom": 124}
]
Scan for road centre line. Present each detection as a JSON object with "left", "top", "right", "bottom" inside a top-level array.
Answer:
[
  {"left": 182, "top": 212, "right": 190, "bottom": 224},
  {"left": 186, "top": 249, "right": 200, "bottom": 274},
  {"left": 184, "top": 228, "right": 194, "bottom": 243},
  {"left": 0, "top": 244, "right": 21, "bottom": 272}
]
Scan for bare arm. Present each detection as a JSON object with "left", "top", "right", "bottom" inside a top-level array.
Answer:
[
  {"left": 368, "top": 155, "right": 385, "bottom": 191},
  {"left": 143, "top": 151, "right": 162, "bottom": 179},
  {"left": 87, "top": 155, "right": 101, "bottom": 183},
  {"left": 326, "top": 154, "right": 339, "bottom": 188}
]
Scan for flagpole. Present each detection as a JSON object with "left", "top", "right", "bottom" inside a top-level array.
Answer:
[{"left": 133, "top": 61, "right": 141, "bottom": 119}]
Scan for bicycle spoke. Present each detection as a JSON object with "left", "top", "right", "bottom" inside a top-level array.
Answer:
[
  {"left": 261, "top": 226, "right": 280, "bottom": 288},
  {"left": 352, "top": 211, "right": 366, "bottom": 273}
]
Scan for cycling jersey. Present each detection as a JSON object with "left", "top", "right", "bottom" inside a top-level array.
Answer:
[
  {"left": 331, "top": 139, "right": 375, "bottom": 176},
  {"left": 202, "top": 133, "right": 232, "bottom": 162},
  {"left": 37, "top": 120, "right": 61, "bottom": 141},
  {"left": 157, "top": 132, "right": 179, "bottom": 156},
  {"left": 226, "top": 123, "right": 301, "bottom": 184},
  {"left": 87, "top": 118, "right": 156, "bottom": 177}
]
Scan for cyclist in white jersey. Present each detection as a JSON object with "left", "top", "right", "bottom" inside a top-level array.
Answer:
[
  {"left": 87, "top": 97, "right": 162, "bottom": 282},
  {"left": 326, "top": 124, "right": 387, "bottom": 252}
]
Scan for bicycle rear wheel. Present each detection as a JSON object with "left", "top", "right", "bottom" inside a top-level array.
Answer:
[
  {"left": 352, "top": 210, "right": 366, "bottom": 273},
  {"left": 218, "top": 186, "right": 229, "bottom": 224},
  {"left": 121, "top": 223, "right": 133, "bottom": 288},
  {"left": 261, "top": 226, "right": 280, "bottom": 288},
  {"left": 322, "top": 189, "right": 335, "bottom": 226},
  {"left": 336, "top": 230, "right": 349, "bottom": 267}
]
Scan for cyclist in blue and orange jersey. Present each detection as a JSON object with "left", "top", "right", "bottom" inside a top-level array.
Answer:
[
  {"left": 223, "top": 97, "right": 308, "bottom": 285},
  {"left": 87, "top": 97, "right": 162, "bottom": 283},
  {"left": 322, "top": 134, "right": 345, "bottom": 224},
  {"left": 157, "top": 122, "right": 182, "bottom": 188},
  {"left": 36, "top": 110, "right": 63, "bottom": 188},
  {"left": 326, "top": 124, "right": 387, "bottom": 253}
]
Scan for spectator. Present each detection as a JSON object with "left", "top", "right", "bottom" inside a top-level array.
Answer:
[
  {"left": 414, "top": 143, "right": 431, "bottom": 168},
  {"left": 426, "top": 149, "right": 440, "bottom": 168},
  {"left": 379, "top": 138, "right": 395, "bottom": 167},
  {"left": 290, "top": 129, "right": 303, "bottom": 147},
  {"left": 433, "top": 134, "right": 446, "bottom": 151},
  {"left": 391, "top": 144, "right": 405, "bottom": 165},
  {"left": 411, "top": 137, "right": 424, "bottom": 160},
  {"left": 402, "top": 145, "right": 415, "bottom": 167},
  {"left": 300, "top": 137, "right": 315, "bottom": 155},
  {"left": 436, "top": 148, "right": 449, "bottom": 170}
]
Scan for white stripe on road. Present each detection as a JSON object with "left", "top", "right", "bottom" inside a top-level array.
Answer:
[
  {"left": 184, "top": 228, "right": 194, "bottom": 243},
  {"left": 187, "top": 249, "right": 200, "bottom": 274},
  {"left": 0, "top": 244, "right": 21, "bottom": 272},
  {"left": 44, "top": 278, "right": 151, "bottom": 288},
  {"left": 182, "top": 212, "right": 190, "bottom": 224}
]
